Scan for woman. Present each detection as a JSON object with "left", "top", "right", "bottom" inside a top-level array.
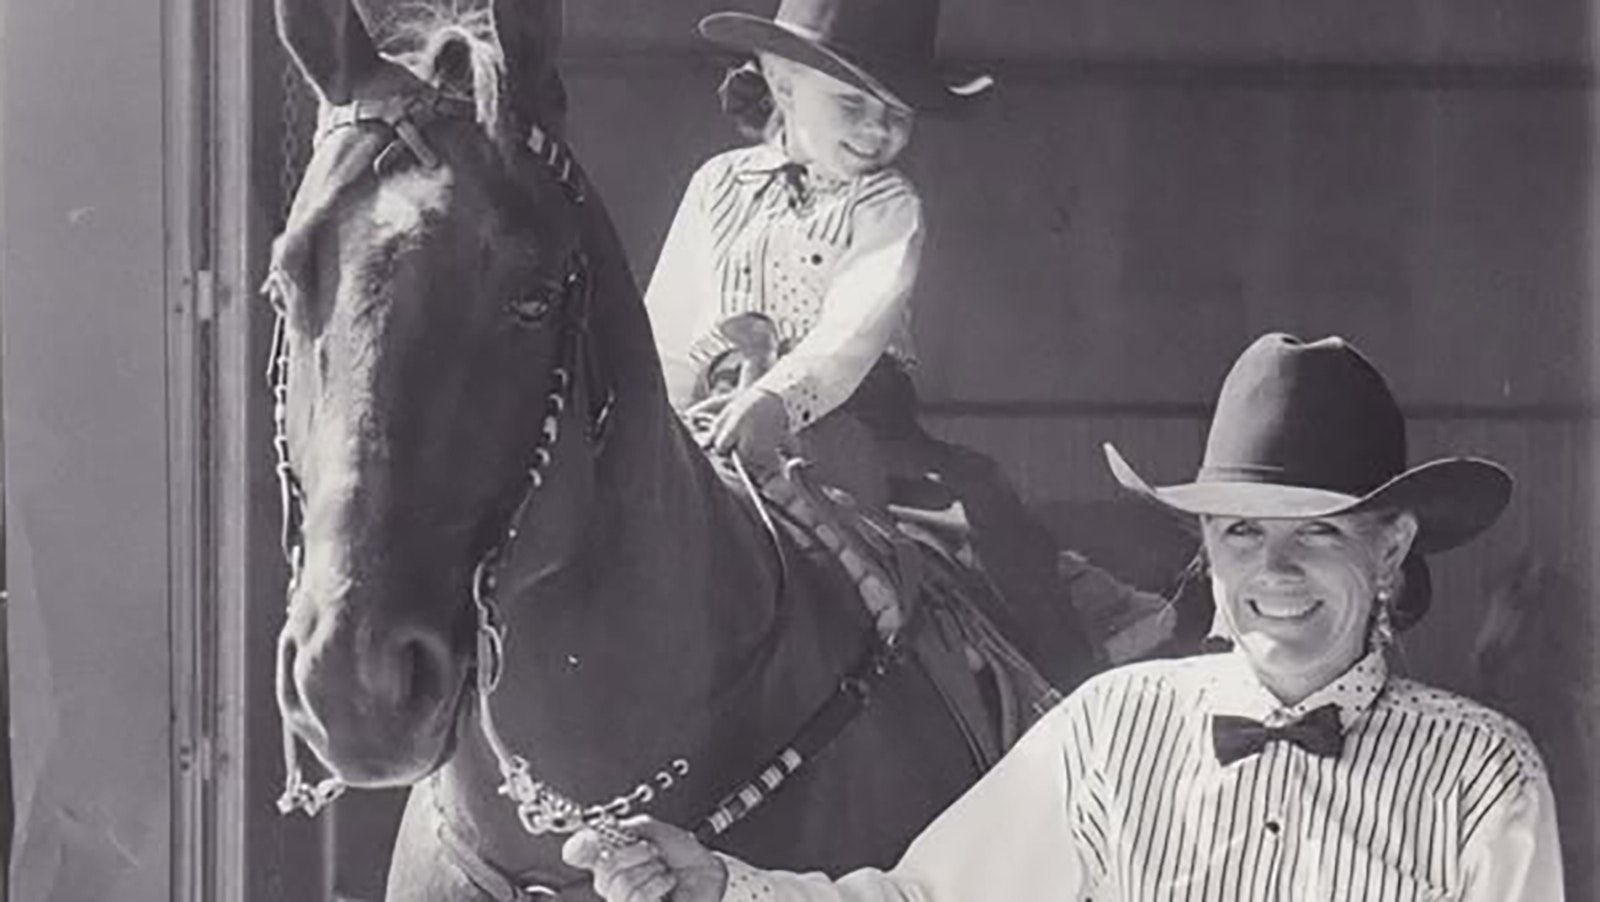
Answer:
[{"left": 564, "top": 333, "right": 1564, "bottom": 901}]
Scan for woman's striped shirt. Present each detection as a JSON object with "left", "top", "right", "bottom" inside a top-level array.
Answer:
[{"left": 721, "top": 649, "right": 1561, "bottom": 901}]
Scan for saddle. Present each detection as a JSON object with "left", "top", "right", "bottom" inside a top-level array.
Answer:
[
  {"left": 687, "top": 313, "right": 971, "bottom": 533},
  {"left": 687, "top": 314, "right": 1061, "bottom": 766}
]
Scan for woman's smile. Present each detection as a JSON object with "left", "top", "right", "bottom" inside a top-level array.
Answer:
[{"left": 1247, "top": 595, "right": 1322, "bottom": 621}]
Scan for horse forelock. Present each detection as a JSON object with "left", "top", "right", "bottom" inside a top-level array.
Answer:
[{"left": 383, "top": 3, "right": 512, "bottom": 148}]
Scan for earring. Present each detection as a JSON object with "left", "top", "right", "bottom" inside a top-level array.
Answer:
[{"left": 1370, "top": 589, "right": 1397, "bottom": 650}]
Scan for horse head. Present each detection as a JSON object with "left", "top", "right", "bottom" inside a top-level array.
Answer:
[{"left": 269, "top": 0, "right": 602, "bottom": 791}]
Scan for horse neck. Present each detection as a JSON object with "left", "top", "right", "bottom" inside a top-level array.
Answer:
[
  {"left": 581, "top": 194, "right": 782, "bottom": 636},
  {"left": 433, "top": 193, "right": 788, "bottom": 869}
]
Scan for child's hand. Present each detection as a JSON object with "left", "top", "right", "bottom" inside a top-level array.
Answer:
[
  {"left": 683, "top": 393, "right": 734, "bottom": 434},
  {"left": 706, "top": 388, "right": 790, "bottom": 469},
  {"left": 562, "top": 817, "right": 728, "bottom": 902}
]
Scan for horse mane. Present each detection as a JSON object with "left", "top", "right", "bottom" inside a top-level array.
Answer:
[{"left": 380, "top": 1, "right": 511, "bottom": 146}]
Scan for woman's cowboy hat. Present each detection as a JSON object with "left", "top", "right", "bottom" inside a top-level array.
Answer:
[
  {"left": 1104, "top": 334, "right": 1512, "bottom": 626},
  {"left": 699, "top": 0, "right": 994, "bottom": 114}
]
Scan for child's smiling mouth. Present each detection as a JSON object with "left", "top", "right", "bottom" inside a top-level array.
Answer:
[
  {"left": 1249, "top": 597, "right": 1322, "bottom": 621},
  {"left": 841, "top": 141, "right": 882, "bottom": 161}
]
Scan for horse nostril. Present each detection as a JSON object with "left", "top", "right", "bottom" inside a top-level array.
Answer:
[
  {"left": 391, "top": 629, "right": 455, "bottom": 717},
  {"left": 277, "top": 632, "right": 306, "bottom": 717}
]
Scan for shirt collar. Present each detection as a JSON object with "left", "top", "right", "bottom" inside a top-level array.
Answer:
[
  {"left": 735, "top": 133, "right": 853, "bottom": 197},
  {"left": 1203, "top": 648, "right": 1389, "bottom": 733}
]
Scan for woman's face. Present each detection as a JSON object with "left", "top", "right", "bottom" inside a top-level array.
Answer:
[
  {"left": 1202, "top": 510, "right": 1417, "bottom": 702},
  {"left": 770, "top": 62, "right": 914, "bottom": 178}
]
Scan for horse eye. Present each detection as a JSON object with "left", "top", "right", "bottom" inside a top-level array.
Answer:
[{"left": 507, "top": 290, "right": 556, "bottom": 325}]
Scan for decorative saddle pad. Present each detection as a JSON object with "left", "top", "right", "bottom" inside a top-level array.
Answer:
[{"left": 708, "top": 446, "right": 1062, "bottom": 767}]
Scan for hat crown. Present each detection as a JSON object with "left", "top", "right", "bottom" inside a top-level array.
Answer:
[
  {"left": 1199, "top": 334, "right": 1407, "bottom": 496},
  {"left": 700, "top": 0, "right": 989, "bottom": 113},
  {"left": 774, "top": 0, "right": 940, "bottom": 62}
]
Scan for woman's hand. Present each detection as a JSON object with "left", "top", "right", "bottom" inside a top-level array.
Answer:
[{"left": 563, "top": 817, "right": 728, "bottom": 902}]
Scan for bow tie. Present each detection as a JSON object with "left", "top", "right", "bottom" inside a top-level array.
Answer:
[
  {"left": 740, "top": 162, "right": 815, "bottom": 211},
  {"left": 1212, "top": 703, "right": 1345, "bottom": 766},
  {"left": 771, "top": 162, "right": 811, "bottom": 210}
]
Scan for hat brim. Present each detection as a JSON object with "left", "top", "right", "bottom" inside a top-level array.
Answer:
[
  {"left": 698, "top": 12, "right": 993, "bottom": 115},
  {"left": 1104, "top": 443, "right": 1511, "bottom": 555}
]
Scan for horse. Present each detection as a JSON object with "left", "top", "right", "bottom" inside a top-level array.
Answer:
[{"left": 267, "top": 1, "right": 1101, "bottom": 898}]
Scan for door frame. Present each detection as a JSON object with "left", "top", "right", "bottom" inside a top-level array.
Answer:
[{"left": 203, "top": 0, "right": 332, "bottom": 899}]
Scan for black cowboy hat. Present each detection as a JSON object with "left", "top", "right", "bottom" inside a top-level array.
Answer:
[
  {"left": 1104, "top": 333, "right": 1513, "bottom": 628},
  {"left": 698, "top": 0, "right": 993, "bottom": 114}
]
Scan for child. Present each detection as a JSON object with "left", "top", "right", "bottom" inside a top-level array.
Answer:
[
  {"left": 647, "top": 0, "right": 1108, "bottom": 689},
  {"left": 648, "top": 0, "right": 992, "bottom": 469}
]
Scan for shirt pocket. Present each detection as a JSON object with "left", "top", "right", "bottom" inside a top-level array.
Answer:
[
  {"left": 1316, "top": 792, "right": 1457, "bottom": 902},
  {"left": 1326, "top": 844, "right": 1452, "bottom": 902}
]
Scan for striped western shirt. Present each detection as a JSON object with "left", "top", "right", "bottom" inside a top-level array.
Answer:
[
  {"left": 645, "top": 140, "right": 923, "bottom": 430},
  {"left": 720, "top": 649, "right": 1562, "bottom": 901}
]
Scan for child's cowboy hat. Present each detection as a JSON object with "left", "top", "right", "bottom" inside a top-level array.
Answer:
[
  {"left": 1104, "top": 333, "right": 1512, "bottom": 626},
  {"left": 699, "top": 0, "right": 993, "bottom": 114}
]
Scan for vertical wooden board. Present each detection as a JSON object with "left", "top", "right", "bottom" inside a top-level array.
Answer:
[
  {"left": 1267, "top": 1, "right": 1428, "bottom": 60},
  {"left": 910, "top": 83, "right": 1133, "bottom": 404},
  {"left": 564, "top": 66, "right": 741, "bottom": 286},
  {"left": 556, "top": 0, "right": 1592, "bottom": 64},
  {"left": 1267, "top": 90, "right": 1422, "bottom": 366},
  {"left": 1421, "top": 0, "right": 1595, "bottom": 64},
  {"left": 1111, "top": 85, "right": 1279, "bottom": 399},
  {"left": 1412, "top": 90, "right": 1593, "bottom": 407}
]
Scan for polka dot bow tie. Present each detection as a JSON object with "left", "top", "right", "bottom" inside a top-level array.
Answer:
[{"left": 1212, "top": 703, "right": 1345, "bottom": 766}]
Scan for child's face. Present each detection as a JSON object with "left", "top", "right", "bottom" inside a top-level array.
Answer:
[{"left": 776, "top": 65, "right": 914, "bottom": 178}]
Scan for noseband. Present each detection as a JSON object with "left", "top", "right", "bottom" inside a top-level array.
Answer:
[{"left": 268, "top": 86, "right": 677, "bottom": 847}]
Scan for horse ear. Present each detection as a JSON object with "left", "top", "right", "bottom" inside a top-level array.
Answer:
[
  {"left": 275, "top": 0, "right": 384, "bottom": 105},
  {"left": 490, "top": 0, "right": 569, "bottom": 135}
]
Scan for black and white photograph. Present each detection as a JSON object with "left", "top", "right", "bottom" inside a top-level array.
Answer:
[{"left": 1, "top": 0, "right": 1596, "bottom": 899}]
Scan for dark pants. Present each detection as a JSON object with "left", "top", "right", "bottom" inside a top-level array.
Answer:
[
  {"left": 833, "top": 358, "right": 1102, "bottom": 691},
  {"left": 839, "top": 356, "right": 923, "bottom": 443}
]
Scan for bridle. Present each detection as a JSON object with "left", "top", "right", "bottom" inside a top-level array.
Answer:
[{"left": 267, "top": 85, "right": 673, "bottom": 848}]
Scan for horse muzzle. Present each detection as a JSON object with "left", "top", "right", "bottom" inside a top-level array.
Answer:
[{"left": 277, "top": 601, "right": 470, "bottom": 787}]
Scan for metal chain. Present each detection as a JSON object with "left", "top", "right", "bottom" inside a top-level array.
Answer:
[{"left": 467, "top": 357, "right": 687, "bottom": 848}]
